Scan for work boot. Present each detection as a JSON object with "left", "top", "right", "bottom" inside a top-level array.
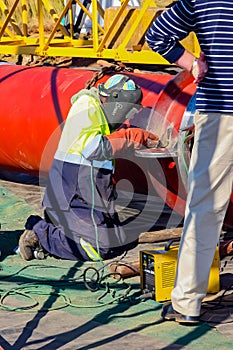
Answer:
[
  {"left": 19, "top": 229, "right": 40, "bottom": 261},
  {"left": 25, "top": 215, "right": 43, "bottom": 230},
  {"left": 161, "top": 302, "right": 200, "bottom": 325}
]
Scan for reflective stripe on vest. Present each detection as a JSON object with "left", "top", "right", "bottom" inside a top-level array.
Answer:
[
  {"left": 54, "top": 150, "right": 113, "bottom": 170},
  {"left": 80, "top": 237, "right": 103, "bottom": 262}
]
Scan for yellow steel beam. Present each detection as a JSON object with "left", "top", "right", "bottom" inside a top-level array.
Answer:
[
  {"left": 97, "top": 0, "right": 130, "bottom": 53},
  {"left": 117, "top": 0, "right": 154, "bottom": 53},
  {"left": 21, "top": 0, "right": 28, "bottom": 36},
  {"left": 0, "top": 0, "right": 22, "bottom": 36},
  {"left": 92, "top": 0, "right": 98, "bottom": 50},
  {"left": 43, "top": 0, "right": 73, "bottom": 51},
  {"left": 0, "top": 0, "right": 200, "bottom": 64},
  {"left": 42, "top": 0, "right": 69, "bottom": 36},
  {"left": 0, "top": 0, "right": 22, "bottom": 39},
  {"left": 0, "top": 18, "right": 16, "bottom": 39},
  {"left": 74, "top": 0, "right": 104, "bottom": 34},
  {"left": 37, "top": 0, "right": 45, "bottom": 50}
]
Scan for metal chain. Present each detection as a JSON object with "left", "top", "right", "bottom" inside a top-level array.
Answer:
[{"left": 85, "top": 61, "right": 134, "bottom": 89}]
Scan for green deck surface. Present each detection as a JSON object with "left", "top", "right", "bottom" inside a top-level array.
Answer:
[{"left": 1, "top": 180, "right": 233, "bottom": 349}]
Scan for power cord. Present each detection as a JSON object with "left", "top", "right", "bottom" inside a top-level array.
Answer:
[{"left": 0, "top": 259, "right": 141, "bottom": 312}]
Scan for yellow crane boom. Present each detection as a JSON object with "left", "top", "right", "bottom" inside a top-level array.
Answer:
[{"left": 0, "top": 0, "right": 200, "bottom": 64}]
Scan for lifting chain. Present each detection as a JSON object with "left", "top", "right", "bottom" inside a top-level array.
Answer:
[{"left": 85, "top": 60, "right": 134, "bottom": 89}]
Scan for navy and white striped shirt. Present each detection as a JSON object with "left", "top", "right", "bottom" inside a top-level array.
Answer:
[{"left": 146, "top": 0, "right": 233, "bottom": 113}]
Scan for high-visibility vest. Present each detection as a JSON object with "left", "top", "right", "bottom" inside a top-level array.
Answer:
[{"left": 55, "top": 87, "right": 111, "bottom": 167}]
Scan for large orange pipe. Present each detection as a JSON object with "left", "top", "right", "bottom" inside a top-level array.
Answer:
[
  {"left": 0, "top": 64, "right": 171, "bottom": 174},
  {"left": 0, "top": 64, "right": 232, "bottom": 228}
]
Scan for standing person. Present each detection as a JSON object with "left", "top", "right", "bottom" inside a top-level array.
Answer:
[
  {"left": 146, "top": 0, "right": 233, "bottom": 324},
  {"left": 19, "top": 74, "right": 159, "bottom": 262}
]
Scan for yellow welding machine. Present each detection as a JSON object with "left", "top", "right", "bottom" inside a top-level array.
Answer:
[{"left": 140, "top": 245, "right": 220, "bottom": 302}]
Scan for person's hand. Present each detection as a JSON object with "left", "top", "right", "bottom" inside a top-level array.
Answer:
[
  {"left": 106, "top": 127, "right": 159, "bottom": 156},
  {"left": 123, "top": 128, "right": 159, "bottom": 148},
  {"left": 191, "top": 51, "right": 208, "bottom": 83}
]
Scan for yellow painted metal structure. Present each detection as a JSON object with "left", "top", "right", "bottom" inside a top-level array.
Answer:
[{"left": 0, "top": 0, "right": 200, "bottom": 64}]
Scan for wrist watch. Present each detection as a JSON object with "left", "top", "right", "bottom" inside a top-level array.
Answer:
[{"left": 191, "top": 57, "right": 198, "bottom": 76}]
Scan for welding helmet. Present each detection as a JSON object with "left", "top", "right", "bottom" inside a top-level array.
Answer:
[{"left": 98, "top": 74, "right": 143, "bottom": 130}]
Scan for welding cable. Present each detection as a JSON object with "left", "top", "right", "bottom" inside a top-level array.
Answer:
[
  {"left": 0, "top": 261, "right": 139, "bottom": 312},
  {"left": 109, "top": 261, "right": 140, "bottom": 275},
  {"left": 201, "top": 284, "right": 233, "bottom": 322},
  {"left": 89, "top": 256, "right": 139, "bottom": 274},
  {"left": 81, "top": 258, "right": 141, "bottom": 291},
  {"left": 83, "top": 266, "right": 125, "bottom": 292},
  {"left": 0, "top": 284, "right": 72, "bottom": 312},
  {"left": 0, "top": 289, "right": 39, "bottom": 311},
  {"left": 82, "top": 263, "right": 136, "bottom": 305},
  {"left": 83, "top": 266, "right": 100, "bottom": 291},
  {"left": 67, "top": 281, "right": 133, "bottom": 308},
  {"left": 0, "top": 264, "right": 83, "bottom": 312},
  {"left": 199, "top": 276, "right": 233, "bottom": 325},
  {"left": 0, "top": 279, "right": 134, "bottom": 312},
  {"left": 0, "top": 289, "right": 124, "bottom": 312},
  {"left": 0, "top": 264, "right": 85, "bottom": 287}
]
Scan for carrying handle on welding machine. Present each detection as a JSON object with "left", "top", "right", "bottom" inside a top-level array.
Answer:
[{"left": 165, "top": 238, "right": 180, "bottom": 251}]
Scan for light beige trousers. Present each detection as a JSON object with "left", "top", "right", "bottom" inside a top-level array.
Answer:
[{"left": 172, "top": 112, "right": 233, "bottom": 316}]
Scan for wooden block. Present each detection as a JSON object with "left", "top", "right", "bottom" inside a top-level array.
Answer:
[
  {"left": 139, "top": 227, "right": 182, "bottom": 243},
  {"left": 110, "top": 261, "right": 140, "bottom": 278}
]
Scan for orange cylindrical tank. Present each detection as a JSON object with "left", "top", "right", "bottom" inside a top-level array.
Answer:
[
  {"left": 0, "top": 63, "right": 171, "bottom": 174},
  {"left": 0, "top": 63, "right": 232, "bottom": 228}
]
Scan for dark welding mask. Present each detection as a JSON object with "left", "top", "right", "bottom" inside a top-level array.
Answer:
[{"left": 98, "top": 74, "right": 143, "bottom": 130}]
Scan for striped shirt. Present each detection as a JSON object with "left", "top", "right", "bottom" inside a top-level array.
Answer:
[{"left": 146, "top": 0, "right": 233, "bottom": 113}]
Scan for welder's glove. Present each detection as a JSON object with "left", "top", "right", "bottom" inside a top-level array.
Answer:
[{"left": 105, "top": 127, "right": 159, "bottom": 157}]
